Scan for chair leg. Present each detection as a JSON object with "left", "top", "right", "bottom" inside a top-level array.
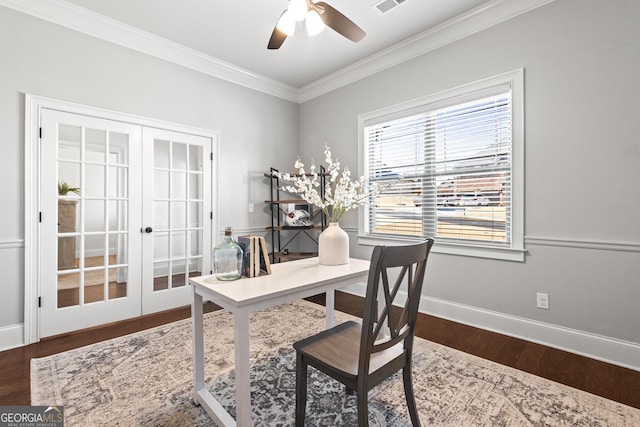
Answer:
[
  {"left": 403, "top": 365, "right": 421, "bottom": 427},
  {"left": 356, "top": 388, "right": 369, "bottom": 427},
  {"left": 295, "top": 352, "right": 308, "bottom": 427}
]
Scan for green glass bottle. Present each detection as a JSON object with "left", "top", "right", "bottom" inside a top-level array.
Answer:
[{"left": 212, "top": 227, "right": 243, "bottom": 281}]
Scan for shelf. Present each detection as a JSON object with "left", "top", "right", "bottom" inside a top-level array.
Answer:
[
  {"left": 264, "top": 172, "right": 329, "bottom": 178},
  {"left": 265, "top": 199, "right": 311, "bottom": 204},
  {"left": 271, "top": 252, "right": 317, "bottom": 262},
  {"left": 267, "top": 166, "right": 326, "bottom": 264},
  {"left": 266, "top": 225, "right": 323, "bottom": 231}
]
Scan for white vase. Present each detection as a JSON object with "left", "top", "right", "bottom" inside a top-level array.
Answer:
[{"left": 318, "top": 222, "right": 349, "bottom": 265}]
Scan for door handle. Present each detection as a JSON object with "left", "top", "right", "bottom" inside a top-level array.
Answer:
[{"left": 142, "top": 227, "right": 153, "bottom": 233}]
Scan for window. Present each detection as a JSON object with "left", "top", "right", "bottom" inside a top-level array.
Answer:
[{"left": 358, "top": 70, "right": 524, "bottom": 261}]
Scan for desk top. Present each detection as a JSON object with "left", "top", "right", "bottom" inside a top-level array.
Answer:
[{"left": 189, "top": 257, "right": 370, "bottom": 309}]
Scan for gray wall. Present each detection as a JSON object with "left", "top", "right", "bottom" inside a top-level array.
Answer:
[
  {"left": 298, "top": 0, "right": 640, "bottom": 355},
  {"left": 0, "top": 7, "right": 297, "bottom": 331}
]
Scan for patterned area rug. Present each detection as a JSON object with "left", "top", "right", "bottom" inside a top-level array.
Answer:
[{"left": 31, "top": 300, "right": 639, "bottom": 426}]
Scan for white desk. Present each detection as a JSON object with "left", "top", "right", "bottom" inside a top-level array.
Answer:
[{"left": 189, "top": 257, "right": 370, "bottom": 427}]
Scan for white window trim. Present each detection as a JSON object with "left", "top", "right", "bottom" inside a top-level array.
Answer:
[{"left": 357, "top": 69, "right": 525, "bottom": 261}]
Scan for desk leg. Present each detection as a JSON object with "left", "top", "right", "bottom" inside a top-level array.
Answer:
[
  {"left": 192, "top": 291, "right": 205, "bottom": 401},
  {"left": 326, "top": 289, "right": 335, "bottom": 329},
  {"left": 234, "top": 309, "right": 252, "bottom": 426}
]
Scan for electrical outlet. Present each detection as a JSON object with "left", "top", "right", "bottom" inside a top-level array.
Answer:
[
  {"left": 248, "top": 203, "right": 255, "bottom": 213},
  {"left": 536, "top": 292, "right": 550, "bottom": 310}
]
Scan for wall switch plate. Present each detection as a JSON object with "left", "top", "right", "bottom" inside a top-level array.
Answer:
[
  {"left": 248, "top": 203, "right": 255, "bottom": 213},
  {"left": 536, "top": 292, "right": 550, "bottom": 310}
]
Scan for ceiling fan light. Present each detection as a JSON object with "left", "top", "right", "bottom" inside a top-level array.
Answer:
[
  {"left": 306, "top": 10, "right": 324, "bottom": 36},
  {"left": 288, "top": 0, "right": 308, "bottom": 22},
  {"left": 276, "top": 10, "right": 296, "bottom": 36}
]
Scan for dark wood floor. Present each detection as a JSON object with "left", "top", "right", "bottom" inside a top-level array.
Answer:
[{"left": 1, "top": 291, "right": 638, "bottom": 409}]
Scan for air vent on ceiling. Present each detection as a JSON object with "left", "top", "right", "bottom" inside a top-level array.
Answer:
[{"left": 372, "top": 0, "right": 407, "bottom": 15}]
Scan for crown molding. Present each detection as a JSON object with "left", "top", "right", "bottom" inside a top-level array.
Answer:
[
  {"left": 0, "top": 0, "right": 300, "bottom": 102},
  {"left": 1, "top": 0, "right": 556, "bottom": 104},
  {"left": 298, "top": 0, "right": 556, "bottom": 102}
]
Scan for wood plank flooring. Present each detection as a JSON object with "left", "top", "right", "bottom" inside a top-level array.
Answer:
[{"left": 1, "top": 292, "right": 638, "bottom": 410}]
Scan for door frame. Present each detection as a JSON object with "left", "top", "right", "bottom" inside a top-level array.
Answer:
[{"left": 24, "top": 94, "right": 219, "bottom": 344}]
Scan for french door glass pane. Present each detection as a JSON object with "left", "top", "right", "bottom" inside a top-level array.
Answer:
[
  {"left": 85, "top": 128, "right": 106, "bottom": 162},
  {"left": 154, "top": 201, "right": 169, "bottom": 228},
  {"left": 108, "top": 234, "right": 126, "bottom": 265},
  {"left": 173, "top": 142, "right": 187, "bottom": 170},
  {"left": 85, "top": 234, "right": 106, "bottom": 267},
  {"left": 172, "top": 172, "right": 187, "bottom": 199},
  {"left": 154, "top": 170, "right": 169, "bottom": 199},
  {"left": 110, "top": 132, "right": 129, "bottom": 164},
  {"left": 85, "top": 164, "right": 105, "bottom": 198},
  {"left": 58, "top": 124, "right": 82, "bottom": 161},
  {"left": 189, "top": 202, "right": 202, "bottom": 228},
  {"left": 84, "top": 270, "right": 105, "bottom": 304},
  {"left": 154, "top": 233, "right": 169, "bottom": 260},
  {"left": 172, "top": 231, "right": 186, "bottom": 258},
  {"left": 108, "top": 266, "right": 128, "bottom": 300},
  {"left": 172, "top": 259, "right": 187, "bottom": 288},
  {"left": 189, "top": 173, "right": 201, "bottom": 199},
  {"left": 188, "top": 258, "right": 202, "bottom": 277},
  {"left": 58, "top": 162, "right": 81, "bottom": 193},
  {"left": 154, "top": 140, "right": 170, "bottom": 168},
  {"left": 189, "top": 230, "right": 201, "bottom": 256},
  {"left": 57, "top": 272, "right": 80, "bottom": 308},
  {"left": 108, "top": 200, "right": 128, "bottom": 231},
  {"left": 84, "top": 200, "right": 105, "bottom": 232},
  {"left": 189, "top": 145, "right": 202, "bottom": 171},
  {"left": 153, "top": 261, "right": 169, "bottom": 291},
  {"left": 108, "top": 166, "right": 128, "bottom": 198},
  {"left": 172, "top": 202, "right": 186, "bottom": 228}
]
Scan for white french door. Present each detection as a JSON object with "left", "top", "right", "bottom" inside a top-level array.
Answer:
[
  {"left": 39, "top": 109, "right": 212, "bottom": 337},
  {"left": 141, "top": 128, "right": 212, "bottom": 314}
]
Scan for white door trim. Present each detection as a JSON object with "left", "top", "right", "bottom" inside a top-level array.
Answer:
[{"left": 24, "top": 93, "right": 219, "bottom": 344}]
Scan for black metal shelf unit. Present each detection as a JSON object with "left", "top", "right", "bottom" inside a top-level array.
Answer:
[{"left": 265, "top": 167, "right": 326, "bottom": 263}]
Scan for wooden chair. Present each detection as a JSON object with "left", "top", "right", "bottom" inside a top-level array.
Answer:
[{"left": 294, "top": 239, "right": 434, "bottom": 426}]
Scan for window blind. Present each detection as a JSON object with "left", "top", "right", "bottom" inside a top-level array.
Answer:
[{"left": 365, "top": 91, "right": 512, "bottom": 246}]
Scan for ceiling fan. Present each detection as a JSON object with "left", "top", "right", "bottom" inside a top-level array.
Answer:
[{"left": 268, "top": 0, "right": 365, "bottom": 49}]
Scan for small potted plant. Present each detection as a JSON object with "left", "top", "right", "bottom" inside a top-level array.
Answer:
[
  {"left": 58, "top": 181, "right": 80, "bottom": 269},
  {"left": 58, "top": 181, "right": 80, "bottom": 196}
]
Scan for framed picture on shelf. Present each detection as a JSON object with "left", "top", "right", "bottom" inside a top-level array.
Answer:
[{"left": 282, "top": 203, "right": 313, "bottom": 228}]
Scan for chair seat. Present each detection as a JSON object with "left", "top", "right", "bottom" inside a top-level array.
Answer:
[{"left": 293, "top": 320, "right": 405, "bottom": 378}]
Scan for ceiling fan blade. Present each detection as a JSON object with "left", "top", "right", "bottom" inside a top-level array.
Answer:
[
  {"left": 312, "top": 1, "right": 365, "bottom": 42},
  {"left": 267, "top": 12, "right": 288, "bottom": 49}
]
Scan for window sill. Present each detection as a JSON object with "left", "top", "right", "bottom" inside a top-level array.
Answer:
[{"left": 357, "top": 235, "right": 526, "bottom": 262}]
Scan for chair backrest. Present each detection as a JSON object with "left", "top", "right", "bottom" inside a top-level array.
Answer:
[{"left": 358, "top": 239, "right": 434, "bottom": 373}]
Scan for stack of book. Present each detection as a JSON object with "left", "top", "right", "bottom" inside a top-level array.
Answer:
[{"left": 237, "top": 235, "right": 272, "bottom": 278}]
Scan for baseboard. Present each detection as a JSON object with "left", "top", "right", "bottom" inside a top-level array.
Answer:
[
  {"left": 0, "top": 323, "right": 25, "bottom": 352},
  {"left": 339, "top": 283, "right": 640, "bottom": 372}
]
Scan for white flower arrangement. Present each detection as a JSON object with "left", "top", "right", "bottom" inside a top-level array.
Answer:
[{"left": 275, "top": 145, "right": 378, "bottom": 223}]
